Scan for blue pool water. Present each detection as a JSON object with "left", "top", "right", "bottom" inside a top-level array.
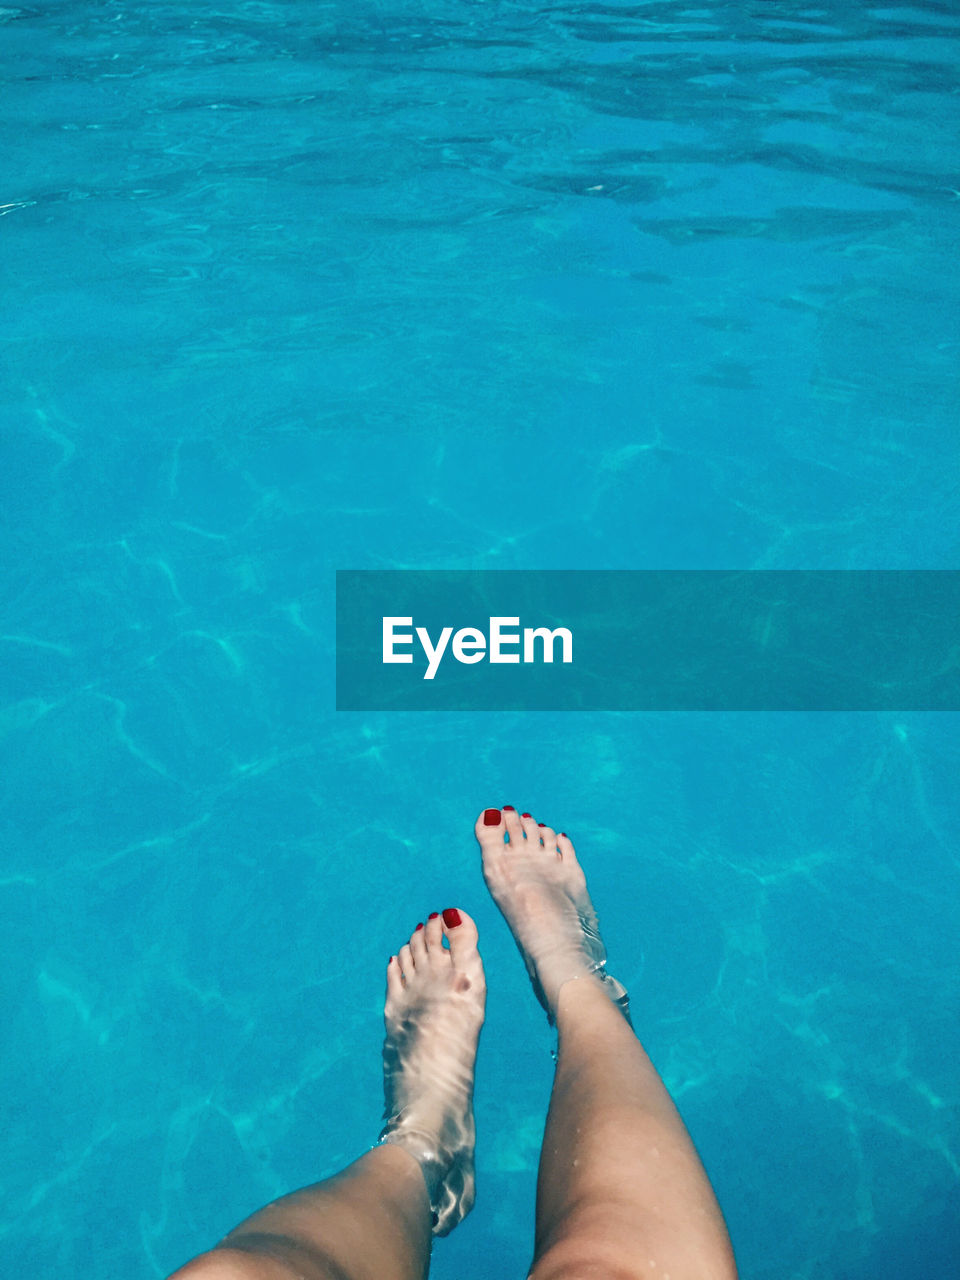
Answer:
[{"left": 2, "top": 1, "right": 959, "bottom": 1276}]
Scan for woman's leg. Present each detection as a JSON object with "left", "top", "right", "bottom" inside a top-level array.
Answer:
[
  {"left": 170, "top": 909, "right": 486, "bottom": 1280},
  {"left": 476, "top": 807, "right": 737, "bottom": 1280},
  {"left": 172, "top": 1146, "right": 433, "bottom": 1280}
]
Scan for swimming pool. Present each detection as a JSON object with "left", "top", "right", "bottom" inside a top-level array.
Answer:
[{"left": 1, "top": 1, "right": 958, "bottom": 1276}]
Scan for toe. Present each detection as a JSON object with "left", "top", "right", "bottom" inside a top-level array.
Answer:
[
  {"left": 519, "top": 812, "right": 541, "bottom": 845},
  {"left": 557, "top": 829, "right": 579, "bottom": 864},
  {"left": 423, "top": 911, "right": 445, "bottom": 956},
  {"left": 538, "top": 821, "right": 558, "bottom": 853},
  {"left": 397, "top": 942, "right": 414, "bottom": 982},
  {"left": 475, "top": 807, "right": 506, "bottom": 846},
  {"left": 441, "top": 907, "right": 480, "bottom": 968},
  {"left": 386, "top": 954, "right": 404, "bottom": 1000},
  {"left": 501, "top": 805, "right": 523, "bottom": 845},
  {"left": 409, "top": 920, "right": 427, "bottom": 964}
]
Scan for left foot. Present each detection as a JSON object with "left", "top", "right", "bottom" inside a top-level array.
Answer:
[{"left": 380, "top": 909, "right": 486, "bottom": 1236}]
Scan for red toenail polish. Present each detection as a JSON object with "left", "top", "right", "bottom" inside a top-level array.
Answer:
[
  {"left": 415, "top": 922, "right": 424, "bottom": 930},
  {"left": 560, "top": 832, "right": 567, "bottom": 838},
  {"left": 503, "top": 804, "right": 515, "bottom": 811},
  {"left": 483, "top": 808, "right": 500, "bottom": 825},
  {"left": 388, "top": 956, "right": 394, "bottom": 964},
  {"left": 442, "top": 908, "right": 462, "bottom": 928},
  {"left": 538, "top": 822, "right": 546, "bottom": 827},
  {"left": 521, "top": 812, "right": 531, "bottom": 818},
  {"left": 428, "top": 912, "right": 439, "bottom": 919}
]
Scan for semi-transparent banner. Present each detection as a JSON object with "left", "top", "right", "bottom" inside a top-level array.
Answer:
[{"left": 336, "top": 570, "right": 960, "bottom": 711}]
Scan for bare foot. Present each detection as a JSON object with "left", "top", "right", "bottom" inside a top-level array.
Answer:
[
  {"left": 379, "top": 908, "right": 485, "bottom": 1236},
  {"left": 475, "top": 807, "right": 630, "bottom": 1026}
]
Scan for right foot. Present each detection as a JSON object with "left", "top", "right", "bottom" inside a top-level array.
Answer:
[{"left": 475, "top": 808, "right": 630, "bottom": 1025}]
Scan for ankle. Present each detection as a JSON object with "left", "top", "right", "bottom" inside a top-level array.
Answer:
[
  {"left": 554, "top": 970, "right": 631, "bottom": 1030},
  {"left": 554, "top": 970, "right": 608, "bottom": 1012}
]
